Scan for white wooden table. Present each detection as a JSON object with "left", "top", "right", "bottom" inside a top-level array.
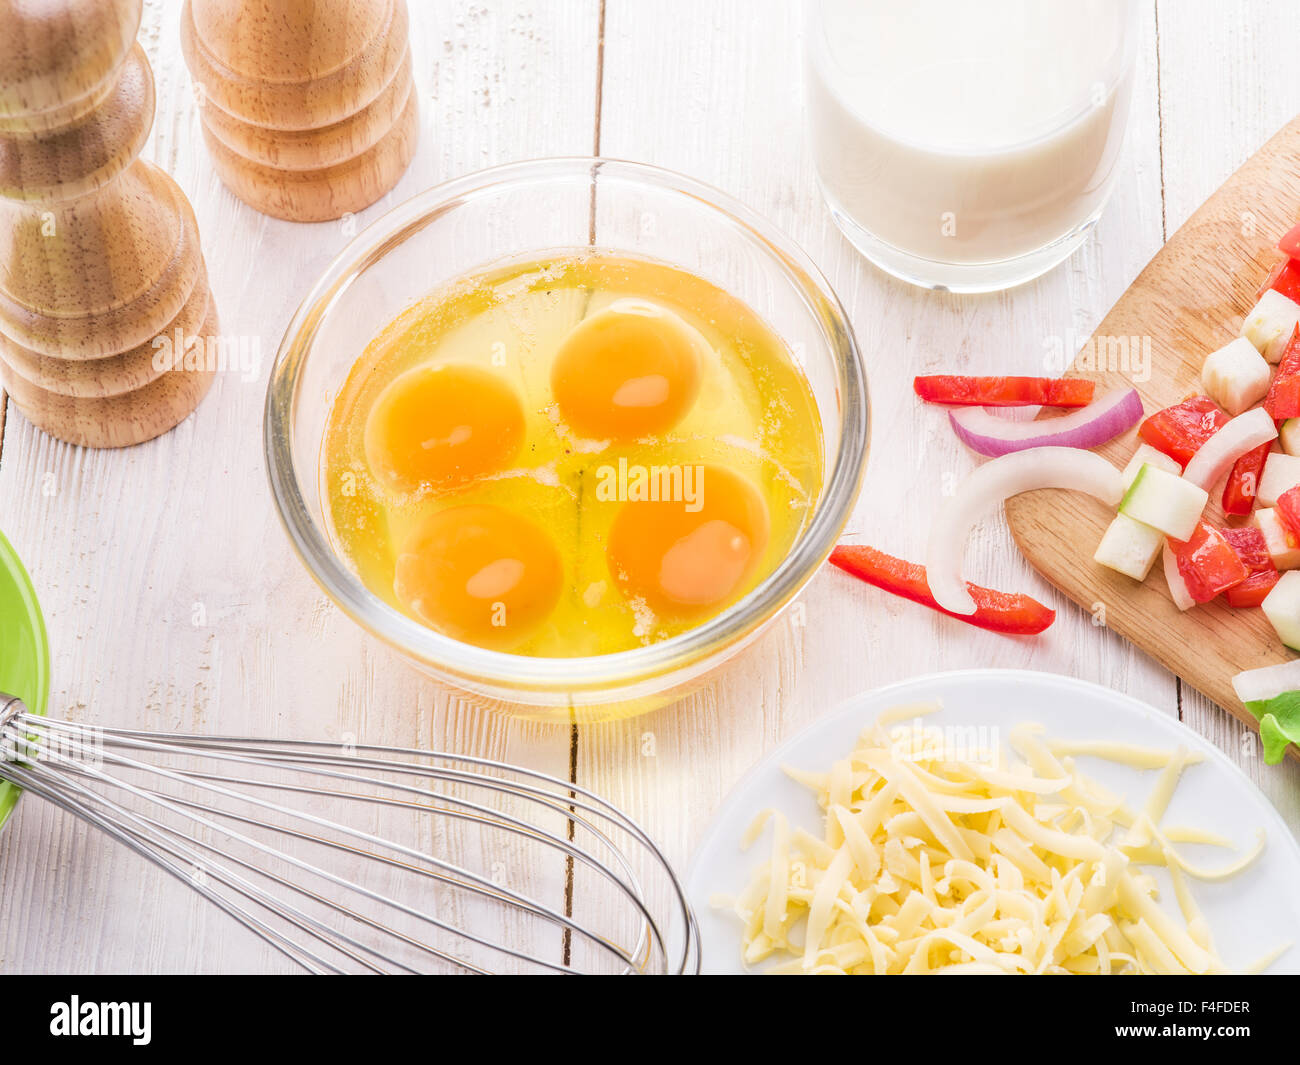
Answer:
[{"left": 3, "top": 0, "right": 1300, "bottom": 973}]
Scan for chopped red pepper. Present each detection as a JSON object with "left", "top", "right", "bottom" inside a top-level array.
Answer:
[
  {"left": 1276, "top": 485, "right": 1300, "bottom": 542},
  {"left": 1264, "top": 326, "right": 1300, "bottom": 420},
  {"left": 1224, "top": 570, "right": 1279, "bottom": 608},
  {"left": 1223, "top": 442, "right": 1271, "bottom": 515},
  {"left": 1279, "top": 225, "right": 1300, "bottom": 260},
  {"left": 828, "top": 545, "right": 1055, "bottom": 635},
  {"left": 1223, "top": 526, "right": 1280, "bottom": 608},
  {"left": 1224, "top": 526, "right": 1273, "bottom": 569},
  {"left": 1261, "top": 257, "right": 1300, "bottom": 304},
  {"left": 1137, "top": 396, "right": 1228, "bottom": 467},
  {"left": 912, "top": 375, "right": 1095, "bottom": 408},
  {"left": 1167, "top": 522, "right": 1250, "bottom": 604}
]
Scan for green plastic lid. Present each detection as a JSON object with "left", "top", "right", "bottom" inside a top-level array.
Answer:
[{"left": 0, "top": 529, "right": 49, "bottom": 830}]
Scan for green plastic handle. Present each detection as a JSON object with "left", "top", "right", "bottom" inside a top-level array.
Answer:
[{"left": 0, "top": 528, "right": 49, "bottom": 831}]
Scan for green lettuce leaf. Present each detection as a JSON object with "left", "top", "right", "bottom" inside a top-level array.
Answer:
[{"left": 1244, "top": 691, "right": 1300, "bottom": 764}]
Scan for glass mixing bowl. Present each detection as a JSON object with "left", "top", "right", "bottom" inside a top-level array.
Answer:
[{"left": 265, "top": 158, "right": 868, "bottom": 721}]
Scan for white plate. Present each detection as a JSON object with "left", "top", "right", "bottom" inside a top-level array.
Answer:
[{"left": 686, "top": 669, "right": 1300, "bottom": 974}]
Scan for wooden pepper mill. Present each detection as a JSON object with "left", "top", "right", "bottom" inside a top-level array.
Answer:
[
  {"left": 0, "top": 0, "right": 219, "bottom": 449},
  {"left": 181, "top": 0, "right": 419, "bottom": 222}
]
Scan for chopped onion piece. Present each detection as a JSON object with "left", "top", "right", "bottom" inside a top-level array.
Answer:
[
  {"left": 926, "top": 447, "right": 1125, "bottom": 615},
  {"left": 1181, "top": 406, "right": 1278, "bottom": 491},
  {"left": 1162, "top": 543, "right": 1196, "bottom": 612},
  {"left": 1233, "top": 659, "right": 1300, "bottom": 704},
  {"left": 949, "top": 387, "right": 1144, "bottom": 457}
]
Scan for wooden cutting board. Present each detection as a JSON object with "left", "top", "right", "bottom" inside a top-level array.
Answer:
[{"left": 1005, "top": 115, "right": 1300, "bottom": 741}]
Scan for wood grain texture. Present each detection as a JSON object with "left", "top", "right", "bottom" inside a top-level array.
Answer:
[
  {"left": 0, "top": 0, "right": 217, "bottom": 448},
  {"left": 0, "top": 0, "right": 598, "bottom": 974},
  {"left": 1006, "top": 114, "right": 1300, "bottom": 745},
  {"left": 1151, "top": 0, "right": 1300, "bottom": 824},
  {"left": 577, "top": 0, "right": 1179, "bottom": 883},
  {"left": 3, "top": 0, "right": 1300, "bottom": 972},
  {"left": 180, "top": 0, "right": 419, "bottom": 221}
]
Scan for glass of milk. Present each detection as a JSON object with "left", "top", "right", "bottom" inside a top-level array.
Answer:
[{"left": 806, "top": 0, "right": 1140, "bottom": 292}]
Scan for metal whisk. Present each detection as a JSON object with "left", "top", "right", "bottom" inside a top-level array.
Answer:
[{"left": 0, "top": 693, "right": 699, "bottom": 974}]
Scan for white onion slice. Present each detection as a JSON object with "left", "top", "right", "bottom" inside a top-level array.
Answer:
[
  {"left": 1181, "top": 406, "right": 1277, "bottom": 491},
  {"left": 1162, "top": 543, "right": 1197, "bottom": 612},
  {"left": 926, "top": 447, "right": 1125, "bottom": 615},
  {"left": 1232, "top": 658, "right": 1300, "bottom": 704}
]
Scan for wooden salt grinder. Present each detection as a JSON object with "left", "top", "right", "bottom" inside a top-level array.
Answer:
[
  {"left": 181, "top": 0, "right": 419, "bottom": 223},
  {"left": 0, "top": 0, "right": 219, "bottom": 449}
]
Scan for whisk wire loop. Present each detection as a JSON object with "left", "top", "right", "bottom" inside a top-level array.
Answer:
[{"left": 0, "top": 701, "right": 700, "bottom": 975}]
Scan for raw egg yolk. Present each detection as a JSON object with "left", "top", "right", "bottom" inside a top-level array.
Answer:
[
  {"left": 393, "top": 504, "right": 563, "bottom": 649},
  {"left": 364, "top": 364, "right": 524, "bottom": 492},
  {"left": 551, "top": 299, "right": 705, "bottom": 439},
  {"left": 606, "top": 465, "right": 769, "bottom": 618}
]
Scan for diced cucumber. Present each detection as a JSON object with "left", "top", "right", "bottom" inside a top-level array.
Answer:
[
  {"left": 1093, "top": 512, "right": 1163, "bottom": 580},
  {"left": 1281, "top": 419, "right": 1300, "bottom": 457},
  {"left": 1121, "top": 443, "right": 1181, "bottom": 489},
  {"left": 1256, "top": 508, "right": 1300, "bottom": 570},
  {"left": 1201, "top": 336, "right": 1271, "bottom": 415},
  {"left": 1257, "top": 452, "right": 1300, "bottom": 506},
  {"left": 1241, "top": 289, "right": 1300, "bottom": 363},
  {"left": 1262, "top": 571, "right": 1300, "bottom": 650},
  {"left": 1117, "top": 464, "right": 1207, "bottom": 541}
]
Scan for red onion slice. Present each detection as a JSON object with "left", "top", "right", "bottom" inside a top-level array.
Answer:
[{"left": 949, "top": 388, "right": 1145, "bottom": 458}]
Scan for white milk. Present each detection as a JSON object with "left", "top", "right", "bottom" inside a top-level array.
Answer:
[{"left": 807, "top": 0, "right": 1136, "bottom": 289}]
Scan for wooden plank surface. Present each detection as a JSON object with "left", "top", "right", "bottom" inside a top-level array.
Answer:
[
  {"left": 1152, "top": 0, "right": 1300, "bottom": 799},
  {"left": 1, "top": 0, "right": 1300, "bottom": 972},
  {"left": 580, "top": 0, "right": 1179, "bottom": 880},
  {"left": 0, "top": 0, "right": 599, "bottom": 974},
  {"left": 1006, "top": 116, "right": 1300, "bottom": 745}
]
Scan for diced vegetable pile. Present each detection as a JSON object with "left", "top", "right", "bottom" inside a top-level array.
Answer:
[
  {"left": 1096, "top": 226, "right": 1300, "bottom": 764},
  {"left": 832, "top": 223, "right": 1300, "bottom": 763}
]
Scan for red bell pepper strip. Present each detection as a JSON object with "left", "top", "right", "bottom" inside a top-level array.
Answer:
[
  {"left": 1264, "top": 327, "right": 1300, "bottom": 420},
  {"left": 912, "top": 375, "right": 1095, "bottom": 408},
  {"left": 828, "top": 545, "right": 1055, "bottom": 635},
  {"left": 1261, "top": 257, "right": 1300, "bottom": 304},
  {"left": 1167, "top": 522, "right": 1250, "bottom": 604},
  {"left": 1279, "top": 225, "right": 1300, "bottom": 260},
  {"left": 1137, "top": 396, "right": 1228, "bottom": 467},
  {"left": 1223, "top": 526, "right": 1280, "bottom": 608},
  {"left": 1223, "top": 442, "right": 1271, "bottom": 515}
]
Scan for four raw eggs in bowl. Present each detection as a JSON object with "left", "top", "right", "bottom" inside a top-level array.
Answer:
[{"left": 322, "top": 252, "right": 823, "bottom": 657}]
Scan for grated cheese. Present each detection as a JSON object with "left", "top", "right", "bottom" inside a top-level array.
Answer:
[{"left": 714, "top": 702, "right": 1275, "bottom": 974}]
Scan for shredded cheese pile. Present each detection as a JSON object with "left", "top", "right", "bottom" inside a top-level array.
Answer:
[{"left": 716, "top": 703, "right": 1271, "bottom": 974}]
